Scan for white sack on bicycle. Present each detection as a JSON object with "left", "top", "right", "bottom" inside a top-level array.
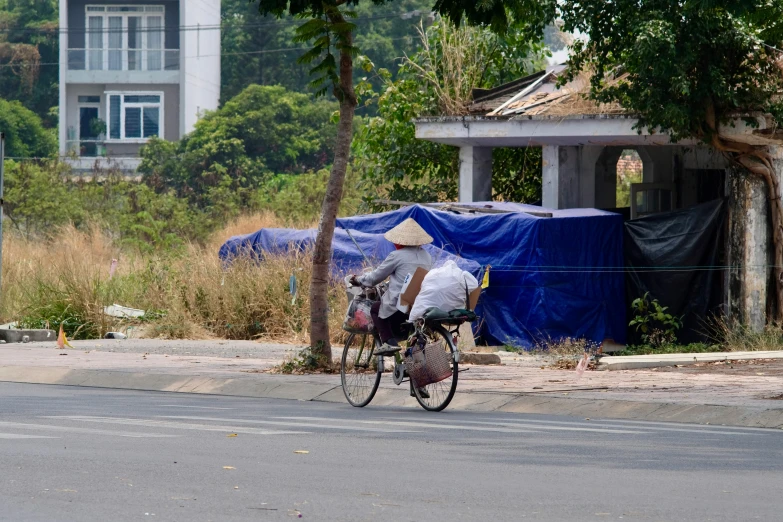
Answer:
[{"left": 409, "top": 260, "right": 479, "bottom": 321}]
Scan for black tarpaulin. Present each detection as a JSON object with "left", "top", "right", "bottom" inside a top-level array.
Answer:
[{"left": 624, "top": 199, "right": 727, "bottom": 344}]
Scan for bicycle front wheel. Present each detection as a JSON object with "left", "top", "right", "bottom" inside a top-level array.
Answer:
[
  {"left": 340, "top": 333, "right": 382, "bottom": 407},
  {"left": 412, "top": 325, "right": 459, "bottom": 412}
]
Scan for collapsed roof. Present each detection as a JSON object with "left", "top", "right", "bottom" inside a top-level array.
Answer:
[{"left": 468, "top": 65, "right": 627, "bottom": 118}]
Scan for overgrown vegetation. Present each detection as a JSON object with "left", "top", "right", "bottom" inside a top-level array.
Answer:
[
  {"left": 3, "top": 159, "right": 361, "bottom": 247},
  {"left": 706, "top": 318, "right": 783, "bottom": 353},
  {"left": 353, "top": 19, "right": 547, "bottom": 208},
  {"left": 0, "top": 98, "right": 56, "bottom": 158},
  {"left": 139, "top": 85, "right": 340, "bottom": 215},
  {"left": 0, "top": 0, "right": 59, "bottom": 125},
  {"left": 3, "top": 216, "right": 349, "bottom": 343}
]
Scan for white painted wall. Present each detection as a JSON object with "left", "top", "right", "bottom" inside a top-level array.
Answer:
[
  {"left": 59, "top": 0, "right": 69, "bottom": 156},
  {"left": 180, "top": 0, "right": 221, "bottom": 135}
]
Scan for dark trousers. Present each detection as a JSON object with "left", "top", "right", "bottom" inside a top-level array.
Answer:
[{"left": 370, "top": 301, "right": 407, "bottom": 345}]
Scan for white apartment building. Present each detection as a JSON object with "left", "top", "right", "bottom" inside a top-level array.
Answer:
[{"left": 58, "top": 0, "right": 221, "bottom": 173}]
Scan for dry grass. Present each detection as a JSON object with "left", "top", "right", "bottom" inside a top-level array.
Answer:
[
  {"left": 1, "top": 216, "right": 347, "bottom": 344},
  {"left": 405, "top": 20, "right": 541, "bottom": 116},
  {"left": 535, "top": 71, "right": 628, "bottom": 117},
  {"left": 514, "top": 336, "right": 600, "bottom": 370},
  {"left": 704, "top": 316, "right": 783, "bottom": 352},
  {"left": 529, "top": 336, "right": 600, "bottom": 357}
]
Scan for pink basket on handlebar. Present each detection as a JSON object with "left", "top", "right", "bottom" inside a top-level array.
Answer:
[{"left": 343, "top": 297, "right": 375, "bottom": 334}]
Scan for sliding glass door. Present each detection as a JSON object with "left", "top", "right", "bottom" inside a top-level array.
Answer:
[{"left": 85, "top": 6, "right": 164, "bottom": 71}]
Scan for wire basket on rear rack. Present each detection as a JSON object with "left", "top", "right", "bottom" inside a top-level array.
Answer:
[{"left": 404, "top": 339, "right": 452, "bottom": 387}]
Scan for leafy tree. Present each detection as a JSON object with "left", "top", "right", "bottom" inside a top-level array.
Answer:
[
  {"left": 139, "top": 85, "right": 338, "bottom": 211},
  {"left": 221, "top": 1, "right": 311, "bottom": 101},
  {"left": 555, "top": 0, "right": 783, "bottom": 317},
  {"left": 253, "top": 168, "right": 362, "bottom": 225},
  {"left": 353, "top": 19, "right": 546, "bottom": 208},
  {"left": 0, "top": 0, "right": 59, "bottom": 125},
  {"left": 3, "top": 160, "right": 80, "bottom": 238},
  {"left": 220, "top": 0, "right": 434, "bottom": 104},
  {"left": 256, "top": 0, "right": 548, "bottom": 360},
  {"left": 0, "top": 98, "right": 56, "bottom": 158},
  {"left": 118, "top": 184, "right": 198, "bottom": 253}
]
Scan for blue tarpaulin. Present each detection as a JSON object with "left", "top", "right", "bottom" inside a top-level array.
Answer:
[
  {"left": 336, "top": 204, "right": 626, "bottom": 347},
  {"left": 219, "top": 203, "right": 625, "bottom": 347},
  {"left": 218, "top": 227, "right": 482, "bottom": 277}
]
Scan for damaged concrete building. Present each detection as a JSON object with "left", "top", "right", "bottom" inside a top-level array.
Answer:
[{"left": 414, "top": 66, "right": 780, "bottom": 333}]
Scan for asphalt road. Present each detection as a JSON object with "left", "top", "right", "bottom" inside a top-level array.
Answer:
[{"left": 1, "top": 383, "right": 782, "bottom": 521}]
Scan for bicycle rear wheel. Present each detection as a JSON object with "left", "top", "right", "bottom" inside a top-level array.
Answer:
[
  {"left": 340, "top": 333, "right": 382, "bottom": 407},
  {"left": 412, "top": 325, "right": 458, "bottom": 412}
]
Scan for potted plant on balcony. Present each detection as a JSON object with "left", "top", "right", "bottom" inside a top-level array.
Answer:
[{"left": 89, "top": 117, "right": 107, "bottom": 156}]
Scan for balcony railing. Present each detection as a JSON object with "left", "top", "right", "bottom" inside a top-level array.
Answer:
[
  {"left": 68, "top": 48, "right": 180, "bottom": 72},
  {"left": 66, "top": 139, "right": 108, "bottom": 158}
]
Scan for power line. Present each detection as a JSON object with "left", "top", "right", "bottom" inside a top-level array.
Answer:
[
  {"left": 0, "top": 34, "right": 418, "bottom": 68},
  {"left": 0, "top": 11, "right": 432, "bottom": 35},
  {"left": 0, "top": 46, "right": 307, "bottom": 68}
]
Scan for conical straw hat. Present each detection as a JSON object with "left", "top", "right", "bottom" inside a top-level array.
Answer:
[{"left": 384, "top": 218, "right": 433, "bottom": 246}]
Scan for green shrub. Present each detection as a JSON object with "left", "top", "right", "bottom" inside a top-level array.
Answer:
[
  {"left": 0, "top": 99, "right": 56, "bottom": 158},
  {"left": 629, "top": 292, "right": 683, "bottom": 347}
]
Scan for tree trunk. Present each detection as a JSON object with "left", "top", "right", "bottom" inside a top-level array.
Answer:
[{"left": 309, "top": 24, "right": 357, "bottom": 362}]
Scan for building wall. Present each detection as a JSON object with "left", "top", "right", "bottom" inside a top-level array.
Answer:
[{"left": 180, "top": 0, "right": 221, "bottom": 135}]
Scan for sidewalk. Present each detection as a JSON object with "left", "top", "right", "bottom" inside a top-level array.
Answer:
[{"left": 1, "top": 339, "right": 783, "bottom": 428}]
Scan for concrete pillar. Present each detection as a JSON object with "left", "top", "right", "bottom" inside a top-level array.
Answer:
[
  {"left": 727, "top": 167, "right": 770, "bottom": 331},
  {"left": 542, "top": 145, "right": 580, "bottom": 209},
  {"left": 578, "top": 146, "right": 604, "bottom": 208},
  {"left": 458, "top": 146, "right": 493, "bottom": 202}
]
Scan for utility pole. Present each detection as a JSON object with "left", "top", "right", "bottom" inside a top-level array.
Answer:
[{"left": 0, "top": 132, "right": 4, "bottom": 301}]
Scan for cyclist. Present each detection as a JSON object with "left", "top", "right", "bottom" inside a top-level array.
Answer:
[{"left": 350, "top": 218, "right": 433, "bottom": 356}]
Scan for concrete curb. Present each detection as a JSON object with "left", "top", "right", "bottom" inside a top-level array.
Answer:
[
  {"left": 1, "top": 365, "right": 782, "bottom": 429},
  {"left": 0, "top": 329, "right": 56, "bottom": 343},
  {"left": 598, "top": 350, "right": 783, "bottom": 370}
]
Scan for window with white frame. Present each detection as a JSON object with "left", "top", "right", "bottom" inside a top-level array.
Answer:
[
  {"left": 106, "top": 92, "right": 163, "bottom": 140},
  {"left": 86, "top": 5, "right": 165, "bottom": 71}
]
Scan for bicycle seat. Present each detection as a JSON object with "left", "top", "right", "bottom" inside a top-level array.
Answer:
[{"left": 421, "top": 307, "right": 477, "bottom": 325}]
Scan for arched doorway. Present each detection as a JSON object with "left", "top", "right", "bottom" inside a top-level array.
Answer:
[{"left": 616, "top": 149, "right": 643, "bottom": 208}]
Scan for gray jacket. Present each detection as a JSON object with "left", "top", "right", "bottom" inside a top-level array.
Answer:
[{"left": 357, "top": 246, "right": 432, "bottom": 319}]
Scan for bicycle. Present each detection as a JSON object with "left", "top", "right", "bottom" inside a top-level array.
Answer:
[{"left": 340, "top": 280, "right": 475, "bottom": 412}]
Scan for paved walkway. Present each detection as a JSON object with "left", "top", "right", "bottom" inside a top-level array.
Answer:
[{"left": 2, "top": 340, "right": 783, "bottom": 428}]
